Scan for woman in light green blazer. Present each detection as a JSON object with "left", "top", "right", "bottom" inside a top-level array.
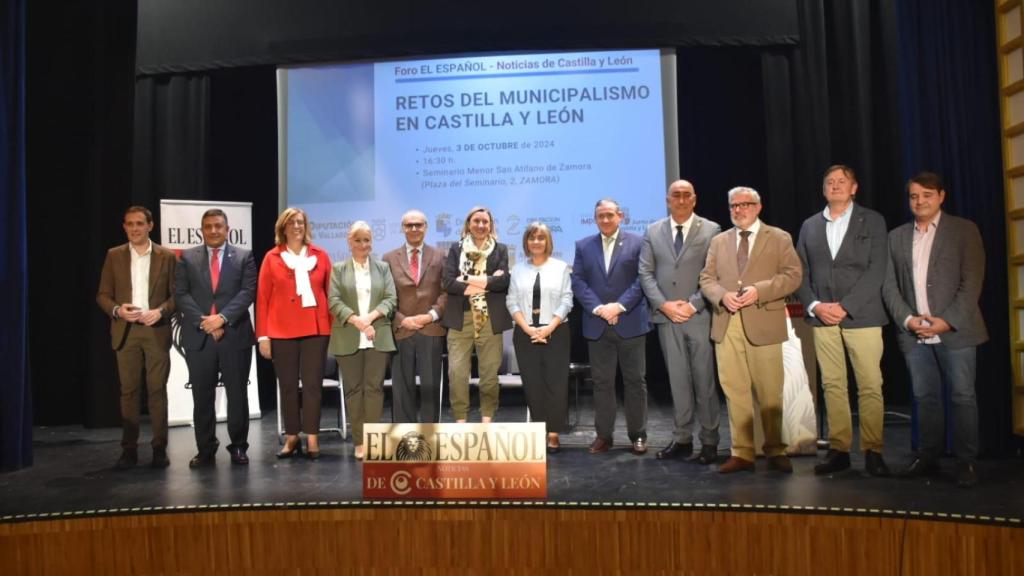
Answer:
[{"left": 328, "top": 221, "right": 397, "bottom": 460}]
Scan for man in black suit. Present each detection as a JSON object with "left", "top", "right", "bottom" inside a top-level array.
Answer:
[
  {"left": 175, "top": 208, "right": 257, "bottom": 467},
  {"left": 883, "top": 172, "right": 988, "bottom": 487},
  {"left": 796, "top": 165, "right": 891, "bottom": 477}
]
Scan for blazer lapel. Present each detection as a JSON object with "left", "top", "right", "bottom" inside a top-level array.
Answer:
[
  {"left": 147, "top": 246, "right": 161, "bottom": 300},
  {"left": 745, "top": 225, "right": 769, "bottom": 277},
  {"left": 722, "top": 228, "right": 739, "bottom": 281},
  {"left": 677, "top": 218, "right": 701, "bottom": 262},
  {"left": 397, "top": 247, "right": 413, "bottom": 283},
  {"left": 833, "top": 205, "right": 862, "bottom": 262}
]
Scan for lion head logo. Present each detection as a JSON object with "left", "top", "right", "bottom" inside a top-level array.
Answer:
[{"left": 395, "top": 432, "right": 432, "bottom": 461}]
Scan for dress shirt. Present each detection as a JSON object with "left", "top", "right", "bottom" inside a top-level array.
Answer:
[
  {"left": 734, "top": 219, "right": 762, "bottom": 255},
  {"left": 129, "top": 240, "right": 153, "bottom": 311},
  {"left": 405, "top": 243, "right": 440, "bottom": 323},
  {"left": 602, "top": 229, "right": 619, "bottom": 272},
  {"left": 672, "top": 214, "right": 694, "bottom": 245},
  {"left": 353, "top": 259, "right": 373, "bottom": 349},
  {"left": 206, "top": 243, "right": 225, "bottom": 270},
  {"left": 910, "top": 211, "right": 942, "bottom": 344},
  {"left": 808, "top": 204, "right": 853, "bottom": 316},
  {"left": 506, "top": 258, "right": 573, "bottom": 326}
]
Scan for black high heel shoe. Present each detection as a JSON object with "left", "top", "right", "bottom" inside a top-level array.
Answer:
[
  {"left": 305, "top": 449, "right": 321, "bottom": 460},
  {"left": 276, "top": 439, "right": 303, "bottom": 459}
]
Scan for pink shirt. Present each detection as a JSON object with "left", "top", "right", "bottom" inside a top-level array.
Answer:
[{"left": 911, "top": 211, "right": 941, "bottom": 344}]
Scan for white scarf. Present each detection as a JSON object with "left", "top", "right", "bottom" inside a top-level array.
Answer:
[
  {"left": 280, "top": 246, "right": 318, "bottom": 308},
  {"left": 458, "top": 235, "right": 495, "bottom": 276}
]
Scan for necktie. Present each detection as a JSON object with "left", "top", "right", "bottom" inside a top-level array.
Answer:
[
  {"left": 674, "top": 225, "right": 685, "bottom": 256},
  {"left": 410, "top": 248, "right": 420, "bottom": 285},
  {"left": 210, "top": 247, "right": 221, "bottom": 314},
  {"left": 737, "top": 231, "right": 751, "bottom": 276},
  {"left": 603, "top": 236, "right": 615, "bottom": 272}
]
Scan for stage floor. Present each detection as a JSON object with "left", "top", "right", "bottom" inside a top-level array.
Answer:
[{"left": 3, "top": 393, "right": 1023, "bottom": 526}]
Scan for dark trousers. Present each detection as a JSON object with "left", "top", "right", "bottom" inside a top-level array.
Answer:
[
  {"left": 391, "top": 332, "right": 444, "bottom": 423},
  {"left": 272, "top": 335, "right": 328, "bottom": 435},
  {"left": 904, "top": 343, "right": 978, "bottom": 461},
  {"left": 513, "top": 324, "right": 570, "bottom": 433},
  {"left": 115, "top": 325, "right": 170, "bottom": 449},
  {"left": 186, "top": 339, "right": 252, "bottom": 456},
  {"left": 588, "top": 327, "right": 648, "bottom": 442}
]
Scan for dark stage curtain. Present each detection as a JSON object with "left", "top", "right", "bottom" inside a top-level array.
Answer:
[
  {"left": 894, "top": 0, "right": 1013, "bottom": 455},
  {"left": 1, "top": 0, "right": 31, "bottom": 471},
  {"left": 133, "top": 68, "right": 280, "bottom": 408}
]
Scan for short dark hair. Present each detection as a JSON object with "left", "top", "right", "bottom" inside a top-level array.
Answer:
[
  {"left": 124, "top": 205, "right": 153, "bottom": 224},
  {"left": 907, "top": 171, "right": 945, "bottom": 193},
  {"left": 201, "top": 208, "right": 228, "bottom": 226},
  {"left": 823, "top": 164, "right": 857, "bottom": 184},
  {"left": 594, "top": 198, "right": 622, "bottom": 213}
]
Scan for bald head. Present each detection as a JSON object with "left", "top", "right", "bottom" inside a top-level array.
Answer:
[{"left": 666, "top": 179, "right": 697, "bottom": 222}]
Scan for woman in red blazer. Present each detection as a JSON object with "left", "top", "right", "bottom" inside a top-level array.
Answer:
[{"left": 256, "top": 207, "right": 333, "bottom": 459}]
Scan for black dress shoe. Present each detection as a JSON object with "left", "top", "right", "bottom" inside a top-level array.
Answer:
[
  {"left": 189, "top": 453, "right": 216, "bottom": 469},
  {"left": 115, "top": 450, "right": 138, "bottom": 470},
  {"left": 899, "top": 455, "right": 941, "bottom": 478},
  {"left": 276, "top": 441, "right": 303, "bottom": 459},
  {"left": 150, "top": 448, "right": 170, "bottom": 469},
  {"left": 228, "top": 447, "right": 249, "bottom": 466},
  {"left": 305, "top": 450, "right": 321, "bottom": 461},
  {"left": 695, "top": 445, "right": 718, "bottom": 465},
  {"left": 630, "top": 437, "right": 648, "bottom": 456},
  {"left": 814, "top": 449, "right": 851, "bottom": 475},
  {"left": 864, "top": 450, "right": 890, "bottom": 477},
  {"left": 956, "top": 461, "right": 978, "bottom": 488},
  {"left": 656, "top": 441, "right": 693, "bottom": 460}
]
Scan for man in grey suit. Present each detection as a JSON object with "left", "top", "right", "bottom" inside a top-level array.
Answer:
[
  {"left": 639, "top": 179, "right": 721, "bottom": 464},
  {"left": 883, "top": 172, "right": 988, "bottom": 488},
  {"left": 796, "top": 165, "right": 891, "bottom": 477},
  {"left": 175, "top": 209, "right": 257, "bottom": 467}
]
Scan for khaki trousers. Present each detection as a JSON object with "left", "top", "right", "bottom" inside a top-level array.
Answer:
[
  {"left": 337, "top": 348, "right": 390, "bottom": 446},
  {"left": 715, "top": 314, "right": 785, "bottom": 461},
  {"left": 447, "top": 310, "right": 503, "bottom": 420},
  {"left": 812, "top": 325, "right": 885, "bottom": 453}
]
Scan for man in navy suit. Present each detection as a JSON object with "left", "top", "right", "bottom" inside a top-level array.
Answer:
[
  {"left": 175, "top": 208, "right": 257, "bottom": 467},
  {"left": 572, "top": 198, "right": 652, "bottom": 455}
]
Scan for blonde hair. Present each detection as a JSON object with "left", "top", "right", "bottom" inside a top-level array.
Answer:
[
  {"left": 274, "top": 207, "right": 313, "bottom": 246},
  {"left": 348, "top": 220, "right": 372, "bottom": 239},
  {"left": 460, "top": 206, "right": 498, "bottom": 241}
]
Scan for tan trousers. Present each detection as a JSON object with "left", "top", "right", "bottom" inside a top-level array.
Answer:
[
  {"left": 812, "top": 325, "right": 885, "bottom": 453},
  {"left": 337, "top": 348, "right": 389, "bottom": 446},
  {"left": 715, "top": 314, "right": 785, "bottom": 461},
  {"left": 447, "top": 310, "right": 503, "bottom": 420}
]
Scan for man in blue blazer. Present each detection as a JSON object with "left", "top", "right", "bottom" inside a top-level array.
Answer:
[
  {"left": 796, "top": 165, "right": 891, "bottom": 477},
  {"left": 175, "top": 209, "right": 258, "bottom": 467},
  {"left": 883, "top": 172, "right": 988, "bottom": 487},
  {"left": 572, "top": 198, "right": 652, "bottom": 454}
]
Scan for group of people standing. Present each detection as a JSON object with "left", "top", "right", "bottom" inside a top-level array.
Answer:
[{"left": 97, "top": 165, "right": 988, "bottom": 487}]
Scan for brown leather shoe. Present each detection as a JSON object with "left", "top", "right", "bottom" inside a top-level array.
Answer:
[
  {"left": 717, "top": 456, "right": 755, "bottom": 474},
  {"left": 767, "top": 455, "right": 793, "bottom": 474},
  {"left": 588, "top": 437, "right": 612, "bottom": 454}
]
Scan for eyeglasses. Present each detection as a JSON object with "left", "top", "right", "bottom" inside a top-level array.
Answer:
[
  {"left": 729, "top": 202, "right": 758, "bottom": 211},
  {"left": 403, "top": 222, "right": 426, "bottom": 230}
]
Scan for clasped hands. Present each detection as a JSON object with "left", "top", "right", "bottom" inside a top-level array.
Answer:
[
  {"left": 907, "top": 315, "right": 951, "bottom": 339},
  {"left": 200, "top": 314, "right": 226, "bottom": 341},
  {"left": 594, "top": 303, "right": 622, "bottom": 325},
  {"left": 347, "top": 313, "right": 377, "bottom": 341},
  {"left": 525, "top": 324, "right": 554, "bottom": 344},
  {"left": 118, "top": 303, "right": 162, "bottom": 327},
  {"left": 721, "top": 286, "right": 759, "bottom": 313},
  {"left": 400, "top": 313, "right": 433, "bottom": 331},
  {"left": 813, "top": 302, "right": 848, "bottom": 326},
  {"left": 660, "top": 300, "right": 696, "bottom": 323}
]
